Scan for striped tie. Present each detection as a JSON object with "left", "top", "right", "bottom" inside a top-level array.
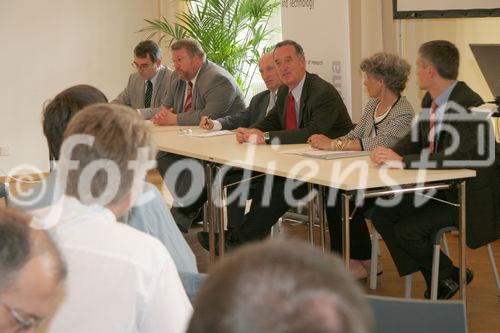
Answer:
[
  {"left": 184, "top": 81, "right": 193, "bottom": 113},
  {"left": 428, "top": 100, "right": 438, "bottom": 153},
  {"left": 144, "top": 80, "right": 152, "bottom": 108}
]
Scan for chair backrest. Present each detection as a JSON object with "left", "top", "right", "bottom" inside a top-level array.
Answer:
[
  {"left": 0, "top": 182, "right": 8, "bottom": 206},
  {"left": 367, "top": 295, "right": 467, "bottom": 333}
]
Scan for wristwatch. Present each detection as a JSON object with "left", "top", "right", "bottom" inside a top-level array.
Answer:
[{"left": 263, "top": 132, "right": 270, "bottom": 144}]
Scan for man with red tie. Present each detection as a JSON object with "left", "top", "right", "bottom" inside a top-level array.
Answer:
[
  {"left": 199, "top": 40, "right": 352, "bottom": 251},
  {"left": 370, "top": 40, "right": 500, "bottom": 299},
  {"left": 153, "top": 39, "right": 245, "bottom": 232}
]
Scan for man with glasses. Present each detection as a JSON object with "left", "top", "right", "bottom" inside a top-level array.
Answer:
[
  {"left": 113, "top": 40, "right": 173, "bottom": 119},
  {"left": 0, "top": 208, "right": 66, "bottom": 332}
]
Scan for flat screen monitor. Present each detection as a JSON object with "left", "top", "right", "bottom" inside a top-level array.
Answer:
[{"left": 470, "top": 44, "right": 500, "bottom": 98}]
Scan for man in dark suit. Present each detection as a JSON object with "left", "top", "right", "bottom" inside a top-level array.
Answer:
[
  {"left": 153, "top": 39, "right": 245, "bottom": 232},
  {"left": 370, "top": 40, "right": 500, "bottom": 299},
  {"left": 113, "top": 40, "right": 173, "bottom": 119},
  {"left": 199, "top": 40, "right": 352, "bottom": 250},
  {"left": 193, "top": 52, "right": 282, "bottom": 239},
  {"left": 199, "top": 52, "right": 282, "bottom": 131}
]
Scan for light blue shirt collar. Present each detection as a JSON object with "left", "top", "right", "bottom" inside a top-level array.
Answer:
[
  {"left": 289, "top": 74, "right": 306, "bottom": 126},
  {"left": 433, "top": 80, "right": 458, "bottom": 145}
]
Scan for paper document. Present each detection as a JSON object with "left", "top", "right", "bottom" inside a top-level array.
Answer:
[
  {"left": 280, "top": 147, "right": 370, "bottom": 160},
  {"left": 186, "top": 130, "right": 234, "bottom": 138}
]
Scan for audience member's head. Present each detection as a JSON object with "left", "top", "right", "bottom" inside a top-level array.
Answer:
[
  {"left": 171, "top": 39, "right": 206, "bottom": 81},
  {"left": 0, "top": 208, "right": 66, "bottom": 332},
  {"left": 187, "top": 240, "right": 373, "bottom": 333},
  {"left": 417, "top": 40, "right": 459, "bottom": 90},
  {"left": 273, "top": 40, "right": 306, "bottom": 90},
  {"left": 42, "top": 84, "right": 108, "bottom": 161},
  {"left": 360, "top": 52, "right": 411, "bottom": 96},
  {"left": 258, "top": 52, "right": 282, "bottom": 93},
  {"left": 59, "top": 104, "right": 156, "bottom": 214},
  {"left": 133, "top": 40, "right": 163, "bottom": 81}
]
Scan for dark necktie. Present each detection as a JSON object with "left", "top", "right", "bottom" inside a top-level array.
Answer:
[
  {"left": 428, "top": 100, "right": 438, "bottom": 153},
  {"left": 286, "top": 92, "right": 297, "bottom": 130},
  {"left": 144, "top": 80, "right": 153, "bottom": 108},
  {"left": 184, "top": 81, "right": 193, "bottom": 113}
]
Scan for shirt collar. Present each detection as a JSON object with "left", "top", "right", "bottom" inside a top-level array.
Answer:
[
  {"left": 434, "top": 80, "right": 458, "bottom": 108},
  {"left": 290, "top": 74, "right": 306, "bottom": 104},
  {"left": 146, "top": 65, "right": 163, "bottom": 86}
]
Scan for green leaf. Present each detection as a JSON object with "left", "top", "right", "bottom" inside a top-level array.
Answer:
[{"left": 140, "top": 0, "right": 280, "bottom": 96}]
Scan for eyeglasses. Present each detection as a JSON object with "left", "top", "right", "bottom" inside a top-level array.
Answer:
[
  {"left": 131, "top": 62, "right": 154, "bottom": 70},
  {"left": 1, "top": 301, "right": 45, "bottom": 330}
]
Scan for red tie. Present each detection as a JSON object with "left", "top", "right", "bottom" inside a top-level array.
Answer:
[
  {"left": 428, "top": 100, "right": 438, "bottom": 153},
  {"left": 184, "top": 81, "right": 193, "bottom": 113},
  {"left": 286, "top": 93, "right": 297, "bottom": 130}
]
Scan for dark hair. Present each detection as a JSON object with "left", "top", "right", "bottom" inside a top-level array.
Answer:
[
  {"left": 0, "top": 209, "right": 31, "bottom": 292},
  {"left": 0, "top": 208, "right": 66, "bottom": 293},
  {"left": 171, "top": 39, "right": 206, "bottom": 61},
  {"left": 42, "top": 85, "right": 108, "bottom": 160},
  {"left": 360, "top": 52, "right": 411, "bottom": 95},
  {"left": 418, "top": 40, "right": 459, "bottom": 80},
  {"left": 274, "top": 40, "right": 305, "bottom": 58},
  {"left": 134, "top": 40, "right": 163, "bottom": 63},
  {"left": 187, "top": 240, "right": 373, "bottom": 333}
]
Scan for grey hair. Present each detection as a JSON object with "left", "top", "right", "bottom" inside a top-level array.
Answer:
[
  {"left": 187, "top": 240, "right": 373, "bottom": 333},
  {"left": 360, "top": 52, "right": 411, "bottom": 95}
]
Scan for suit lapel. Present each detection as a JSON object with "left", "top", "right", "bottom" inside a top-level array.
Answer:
[
  {"left": 152, "top": 67, "right": 165, "bottom": 105},
  {"left": 298, "top": 73, "right": 311, "bottom": 126}
]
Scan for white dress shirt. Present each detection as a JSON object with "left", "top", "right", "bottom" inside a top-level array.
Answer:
[{"left": 32, "top": 196, "right": 192, "bottom": 333}]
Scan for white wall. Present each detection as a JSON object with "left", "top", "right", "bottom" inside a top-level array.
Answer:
[{"left": 0, "top": 0, "right": 159, "bottom": 176}]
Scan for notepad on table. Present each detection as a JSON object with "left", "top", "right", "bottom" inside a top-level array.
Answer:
[
  {"left": 280, "top": 147, "right": 370, "bottom": 160},
  {"left": 185, "top": 130, "right": 234, "bottom": 138}
]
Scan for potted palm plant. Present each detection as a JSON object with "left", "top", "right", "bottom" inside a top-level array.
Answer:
[{"left": 141, "top": 0, "right": 280, "bottom": 96}]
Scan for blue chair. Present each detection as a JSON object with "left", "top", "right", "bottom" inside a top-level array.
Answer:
[{"left": 367, "top": 295, "right": 467, "bottom": 333}]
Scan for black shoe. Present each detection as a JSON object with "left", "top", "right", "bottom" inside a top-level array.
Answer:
[
  {"left": 197, "top": 231, "right": 239, "bottom": 255},
  {"left": 424, "top": 268, "right": 474, "bottom": 299},
  {"left": 171, "top": 206, "right": 202, "bottom": 233}
]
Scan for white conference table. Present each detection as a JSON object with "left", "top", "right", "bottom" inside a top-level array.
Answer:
[{"left": 152, "top": 125, "right": 475, "bottom": 300}]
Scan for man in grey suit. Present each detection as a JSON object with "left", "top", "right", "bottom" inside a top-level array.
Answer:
[
  {"left": 153, "top": 39, "right": 245, "bottom": 232},
  {"left": 113, "top": 40, "right": 173, "bottom": 119},
  {"left": 199, "top": 52, "right": 282, "bottom": 131},
  {"left": 152, "top": 38, "right": 245, "bottom": 126}
]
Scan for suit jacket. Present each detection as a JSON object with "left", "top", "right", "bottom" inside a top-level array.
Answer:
[
  {"left": 112, "top": 65, "right": 174, "bottom": 120},
  {"left": 393, "top": 81, "right": 500, "bottom": 248},
  {"left": 252, "top": 72, "right": 353, "bottom": 144},
  {"left": 344, "top": 96, "right": 414, "bottom": 150},
  {"left": 218, "top": 90, "right": 271, "bottom": 130},
  {"left": 163, "top": 61, "right": 245, "bottom": 126}
]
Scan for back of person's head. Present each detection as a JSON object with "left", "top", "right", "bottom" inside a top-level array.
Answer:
[
  {"left": 0, "top": 208, "right": 66, "bottom": 294},
  {"left": 171, "top": 38, "right": 206, "bottom": 60},
  {"left": 360, "top": 52, "right": 411, "bottom": 95},
  {"left": 188, "top": 240, "right": 373, "bottom": 333},
  {"left": 274, "top": 39, "right": 305, "bottom": 59},
  {"left": 42, "top": 85, "right": 108, "bottom": 160},
  {"left": 418, "top": 40, "right": 459, "bottom": 80},
  {"left": 59, "top": 104, "right": 156, "bottom": 207},
  {"left": 134, "top": 40, "right": 162, "bottom": 63}
]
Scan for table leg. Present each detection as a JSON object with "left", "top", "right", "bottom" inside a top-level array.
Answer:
[
  {"left": 307, "top": 183, "right": 315, "bottom": 245},
  {"left": 458, "top": 180, "right": 467, "bottom": 301},
  {"left": 318, "top": 186, "right": 327, "bottom": 252},
  {"left": 342, "top": 191, "right": 351, "bottom": 271},
  {"left": 204, "top": 163, "right": 217, "bottom": 264}
]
